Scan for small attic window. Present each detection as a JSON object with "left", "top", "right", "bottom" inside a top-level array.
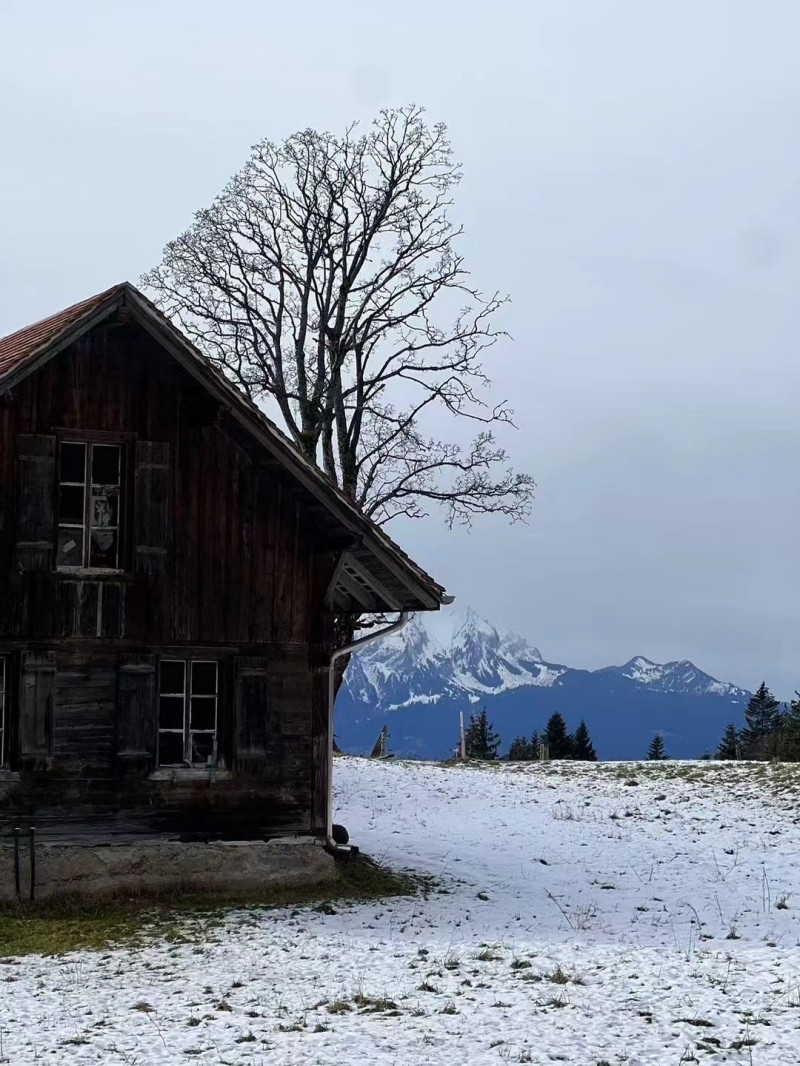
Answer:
[{"left": 57, "top": 441, "right": 123, "bottom": 570}]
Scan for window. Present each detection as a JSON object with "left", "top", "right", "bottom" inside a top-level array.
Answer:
[
  {"left": 158, "top": 660, "right": 218, "bottom": 767},
  {"left": 57, "top": 441, "right": 122, "bottom": 570},
  {"left": 0, "top": 658, "right": 5, "bottom": 766}
]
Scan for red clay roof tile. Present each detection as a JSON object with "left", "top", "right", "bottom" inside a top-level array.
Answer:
[{"left": 0, "top": 284, "right": 125, "bottom": 379}]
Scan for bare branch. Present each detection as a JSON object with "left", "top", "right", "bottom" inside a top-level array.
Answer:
[{"left": 143, "top": 104, "right": 534, "bottom": 529}]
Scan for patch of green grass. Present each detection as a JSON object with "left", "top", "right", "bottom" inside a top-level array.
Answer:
[
  {"left": 546, "top": 965, "right": 586, "bottom": 986},
  {"left": 475, "top": 944, "right": 502, "bottom": 962},
  {"left": 326, "top": 1000, "right": 353, "bottom": 1015},
  {"left": 0, "top": 854, "right": 425, "bottom": 959},
  {"left": 541, "top": 993, "right": 570, "bottom": 1008},
  {"left": 352, "top": 993, "right": 398, "bottom": 1013}
]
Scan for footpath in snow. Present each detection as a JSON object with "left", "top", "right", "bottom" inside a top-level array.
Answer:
[{"left": 2, "top": 757, "right": 800, "bottom": 1064}]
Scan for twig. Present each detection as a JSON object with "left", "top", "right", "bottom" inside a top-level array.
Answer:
[{"left": 545, "top": 890, "right": 575, "bottom": 931}]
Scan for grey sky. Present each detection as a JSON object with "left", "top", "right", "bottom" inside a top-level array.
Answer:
[{"left": 2, "top": 1, "right": 798, "bottom": 696}]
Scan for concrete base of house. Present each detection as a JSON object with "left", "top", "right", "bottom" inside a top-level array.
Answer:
[{"left": 0, "top": 837, "right": 337, "bottom": 904}]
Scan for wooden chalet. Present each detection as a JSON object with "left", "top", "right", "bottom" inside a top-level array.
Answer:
[{"left": 0, "top": 283, "right": 447, "bottom": 843}]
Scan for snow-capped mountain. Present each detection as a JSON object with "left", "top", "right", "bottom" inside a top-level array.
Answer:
[
  {"left": 344, "top": 615, "right": 452, "bottom": 712},
  {"left": 336, "top": 608, "right": 751, "bottom": 760},
  {"left": 595, "top": 656, "right": 748, "bottom": 699},
  {"left": 346, "top": 608, "right": 563, "bottom": 711},
  {"left": 344, "top": 608, "right": 746, "bottom": 711}
]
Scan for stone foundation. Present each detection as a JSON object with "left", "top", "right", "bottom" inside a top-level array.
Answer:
[{"left": 0, "top": 838, "right": 336, "bottom": 903}]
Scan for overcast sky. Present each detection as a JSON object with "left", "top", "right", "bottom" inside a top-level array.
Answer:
[{"left": 2, "top": 1, "right": 798, "bottom": 695}]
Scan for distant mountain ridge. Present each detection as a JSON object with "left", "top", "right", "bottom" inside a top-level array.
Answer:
[
  {"left": 336, "top": 608, "right": 751, "bottom": 760},
  {"left": 344, "top": 607, "right": 747, "bottom": 709},
  {"left": 344, "top": 609, "right": 559, "bottom": 710}
]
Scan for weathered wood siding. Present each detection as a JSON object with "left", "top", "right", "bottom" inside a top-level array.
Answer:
[
  {"left": 0, "top": 323, "right": 319, "bottom": 645},
  {"left": 0, "top": 321, "right": 338, "bottom": 838},
  {"left": 0, "top": 645, "right": 319, "bottom": 837}
]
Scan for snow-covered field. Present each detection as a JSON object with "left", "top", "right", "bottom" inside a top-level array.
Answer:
[{"left": 3, "top": 758, "right": 800, "bottom": 1064}]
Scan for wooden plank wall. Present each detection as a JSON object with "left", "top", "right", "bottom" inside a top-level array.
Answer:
[
  {"left": 0, "top": 645, "right": 317, "bottom": 838},
  {"left": 0, "top": 320, "right": 341, "bottom": 838},
  {"left": 0, "top": 324, "right": 318, "bottom": 646}
]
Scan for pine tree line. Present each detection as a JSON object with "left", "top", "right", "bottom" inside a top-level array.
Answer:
[
  {"left": 503, "top": 712, "right": 598, "bottom": 762},
  {"left": 463, "top": 680, "right": 800, "bottom": 765},
  {"left": 715, "top": 682, "right": 800, "bottom": 761}
]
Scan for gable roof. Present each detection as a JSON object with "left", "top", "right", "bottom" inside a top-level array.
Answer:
[
  {"left": 0, "top": 285, "right": 123, "bottom": 379},
  {"left": 0, "top": 283, "right": 448, "bottom": 613}
]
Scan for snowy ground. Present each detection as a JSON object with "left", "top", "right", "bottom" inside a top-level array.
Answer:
[{"left": 2, "top": 758, "right": 800, "bottom": 1064}]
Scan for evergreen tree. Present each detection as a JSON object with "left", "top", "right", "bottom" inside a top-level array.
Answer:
[
  {"left": 529, "top": 730, "right": 541, "bottom": 760},
  {"left": 571, "top": 720, "right": 598, "bottom": 761},
  {"left": 507, "top": 736, "right": 533, "bottom": 761},
  {"left": 716, "top": 723, "right": 740, "bottom": 760},
  {"left": 782, "top": 694, "right": 800, "bottom": 762},
  {"left": 464, "top": 709, "right": 500, "bottom": 760},
  {"left": 647, "top": 733, "right": 667, "bottom": 760},
  {"left": 740, "top": 682, "right": 781, "bottom": 759},
  {"left": 543, "top": 713, "right": 573, "bottom": 759}
]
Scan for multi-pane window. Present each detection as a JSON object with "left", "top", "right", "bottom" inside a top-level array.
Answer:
[
  {"left": 158, "top": 660, "right": 218, "bottom": 767},
  {"left": 0, "top": 658, "right": 5, "bottom": 767},
  {"left": 57, "top": 441, "right": 122, "bottom": 570}
]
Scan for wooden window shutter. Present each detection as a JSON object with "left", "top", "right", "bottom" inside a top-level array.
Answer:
[
  {"left": 19, "top": 650, "right": 56, "bottom": 764},
  {"left": 15, "top": 434, "right": 56, "bottom": 571},
  {"left": 233, "top": 656, "right": 270, "bottom": 774},
  {"left": 117, "top": 653, "right": 157, "bottom": 763},
  {"left": 134, "top": 441, "right": 170, "bottom": 575}
]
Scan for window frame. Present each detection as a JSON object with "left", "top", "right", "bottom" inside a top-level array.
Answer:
[
  {"left": 158, "top": 658, "right": 219, "bottom": 769},
  {"left": 55, "top": 436, "right": 126, "bottom": 573}
]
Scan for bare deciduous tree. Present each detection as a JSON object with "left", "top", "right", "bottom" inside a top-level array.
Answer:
[{"left": 143, "top": 104, "right": 533, "bottom": 529}]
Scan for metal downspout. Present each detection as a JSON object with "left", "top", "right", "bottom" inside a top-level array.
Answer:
[{"left": 326, "top": 611, "right": 411, "bottom": 846}]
